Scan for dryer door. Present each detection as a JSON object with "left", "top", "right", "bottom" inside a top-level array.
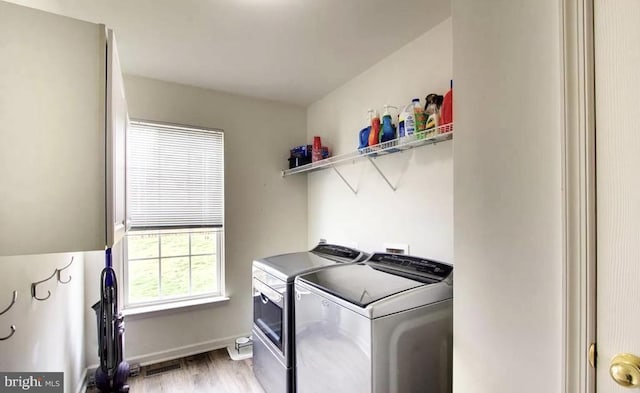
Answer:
[{"left": 252, "top": 278, "right": 285, "bottom": 355}]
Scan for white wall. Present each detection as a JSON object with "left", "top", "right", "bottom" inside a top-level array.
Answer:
[
  {"left": 452, "top": 1, "right": 564, "bottom": 393},
  {"left": 306, "top": 18, "right": 453, "bottom": 261},
  {"left": 0, "top": 253, "right": 86, "bottom": 393},
  {"left": 84, "top": 75, "right": 308, "bottom": 366}
]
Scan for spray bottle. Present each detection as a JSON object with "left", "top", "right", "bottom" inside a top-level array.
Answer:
[
  {"left": 367, "top": 108, "right": 381, "bottom": 147},
  {"left": 424, "top": 93, "right": 444, "bottom": 137},
  {"left": 379, "top": 105, "right": 397, "bottom": 143}
]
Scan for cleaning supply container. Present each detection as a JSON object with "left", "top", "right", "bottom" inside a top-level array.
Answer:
[
  {"left": 359, "top": 126, "right": 371, "bottom": 149},
  {"left": 312, "top": 136, "right": 323, "bottom": 162},
  {"left": 399, "top": 103, "right": 416, "bottom": 139},
  {"left": 441, "top": 80, "right": 453, "bottom": 132},
  {"left": 379, "top": 105, "right": 397, "bottom": 143},
  {"left": 413, "top": 98, "right": 427, "bottom": 134},
  {"left": 424, "top": 94, "right": 444, "bottom": 138},
  {"left": 367, "top": 109, "right": 381, "bottom": 147}
]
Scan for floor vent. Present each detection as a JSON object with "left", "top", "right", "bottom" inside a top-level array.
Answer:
[
  {"left": 145, "top": 360, "right": 182, "bottom": 377},
  {"left": 186, "top": 352, "right": 210, "bottom": 363},
  {"left": 129, "top": 363, "right": 141, "bottom": 377}
]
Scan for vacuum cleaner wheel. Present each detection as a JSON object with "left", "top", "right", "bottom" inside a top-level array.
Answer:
[
  {"left": 113, "top": 362, "right": 130, "bottom": 390},
  {"left": 94, "top": 363, "right": 129, "bottom": 392},
  {"left": 94, "top": 368, "right": 110, "bottom": 392}
]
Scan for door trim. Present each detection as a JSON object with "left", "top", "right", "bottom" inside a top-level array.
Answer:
[{"left": 561, "top": 0, "right": 597, "bottom": 392}]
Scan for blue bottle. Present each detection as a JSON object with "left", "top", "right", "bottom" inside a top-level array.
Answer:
[
  {"left": 379, "top": 105, "right": 397, "bottom": 143},
  {"left": 359, "top": 126, "right": 371, "bottom": 149}
]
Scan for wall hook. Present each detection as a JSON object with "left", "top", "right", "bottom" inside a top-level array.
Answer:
[
  {"left": 0, "top": 291, "right": 17, "bottom": 316},
  {"left": 56, "top": 256, "right": 73, "bottom": 284},
  {"left": 0, "top": 325, "right": 16, "bottom": 341},
  {"left": 31, "top": 270, "right": 57, "bottom": 301}
]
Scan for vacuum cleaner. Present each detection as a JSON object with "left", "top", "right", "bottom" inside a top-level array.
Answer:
[{"left": 93, "top": 248, "right": 130, "bottom": 393}]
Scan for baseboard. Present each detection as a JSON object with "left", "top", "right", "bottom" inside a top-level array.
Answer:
[
  {"left": 130, "top": 333, "right": 245, "bottom": 366},
  {"left": 85, "top": 332, "right": 250, "bottom": 371},
  {"left": 75, "top": 367, "right": 88, "bottom": 393}
]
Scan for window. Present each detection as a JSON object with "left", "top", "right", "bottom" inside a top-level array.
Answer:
[{"left": 124, "top": 120, "right": 224, "bottom": 308}]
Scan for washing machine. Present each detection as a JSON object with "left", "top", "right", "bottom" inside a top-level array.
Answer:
[{"left": 294, "top": 252, "right": 453, "bottom": 393}]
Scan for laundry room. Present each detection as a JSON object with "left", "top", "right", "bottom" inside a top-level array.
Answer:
[{"left": 0, "top": 0, "right": 596, "bottom": 393}]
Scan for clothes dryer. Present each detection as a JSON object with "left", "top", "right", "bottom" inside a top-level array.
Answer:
[{"left": 252, "top": 243, "right": 366, "bottom": 393}]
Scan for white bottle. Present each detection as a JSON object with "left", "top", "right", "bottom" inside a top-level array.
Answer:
[{"left": 401, "top": 103, "right": 416, "bottom": 137}]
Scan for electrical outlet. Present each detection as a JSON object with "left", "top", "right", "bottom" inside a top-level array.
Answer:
[{"left": 384, "top": 243, "right": 409, "bottom": 255}]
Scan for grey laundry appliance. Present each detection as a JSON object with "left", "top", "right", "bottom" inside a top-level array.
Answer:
[
  {"left": 252, "top": 243, "right": 366, "bottom": 393},
  {"left": 294, "top": 252, "right": 453, "bottom": 393}
]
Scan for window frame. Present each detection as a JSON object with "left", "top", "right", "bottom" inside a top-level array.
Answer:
[{"left": 122, "top": 119, "right": 225, "bottom": 310}]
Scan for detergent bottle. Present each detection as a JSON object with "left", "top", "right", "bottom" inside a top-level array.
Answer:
[
  {"left": 399, "top": 102, "right": 416, "bottom": 138},
  {"left": 379, "top": 105, "right": 397, "bottom": 143},
  {"left": 358, "top": 126, "right": 371, "bottom": 149},
  {"left": 441, "top": 80, "right": 453, "bottom": 131},
  {"left": 367, "top": 108, "right": 381, "bottom": 147},
  {"left": 358, "top": 110, "right": 373, "bottom": 149},
  {"left": 358, "top": 112, "right": 371, "bottom": 149}
]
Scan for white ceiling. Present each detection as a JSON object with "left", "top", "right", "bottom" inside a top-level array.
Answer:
[{"left": 6, "top": 0, "right": 450, "bottom": 106}]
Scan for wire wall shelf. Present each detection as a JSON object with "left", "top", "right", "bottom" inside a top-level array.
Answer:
[{"left": 281, "top": 123, "right": 453, "bottom": 193}]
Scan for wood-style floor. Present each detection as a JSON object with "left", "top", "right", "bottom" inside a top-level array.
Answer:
[{"left": 87, "top": 348, "right": 265, "bottom": 393}]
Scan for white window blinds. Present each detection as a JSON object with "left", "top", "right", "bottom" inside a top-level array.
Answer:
[{"left": 128, "top": 121, "right": 224, "bottom": 230}]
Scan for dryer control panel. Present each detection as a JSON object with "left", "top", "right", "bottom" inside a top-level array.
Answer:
[{"left": 311, "top": 243, "right": 365, "bottom": 261}]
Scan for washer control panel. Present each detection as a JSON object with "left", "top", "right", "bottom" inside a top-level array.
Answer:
[{"left": 367, "top": 253, "right": 453, "bottom": 281}]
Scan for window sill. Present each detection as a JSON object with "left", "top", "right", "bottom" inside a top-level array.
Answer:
[{"left": 122, "top": 296, "right": 230, "bottom": 319}]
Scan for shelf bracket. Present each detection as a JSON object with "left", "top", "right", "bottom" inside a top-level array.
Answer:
[
  {"left": 366, "top": 156, "right": 396, "bottom": 191},
  {"left": 331, "top": 166, "right": 358, "bottom": 195}
]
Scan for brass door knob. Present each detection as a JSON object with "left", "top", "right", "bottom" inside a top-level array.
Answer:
[{"left": 610, "top": 353, "right": 640, "bottom": 388}]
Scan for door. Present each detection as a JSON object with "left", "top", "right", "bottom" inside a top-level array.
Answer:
[
  {"left": 106, "top": 28, "right": 129, "bottom": 247},
  {"left": 252, "top": 278, "right": 285, "bottom": 354},
  {"left": 252, "top": 276, "right": 288, "bottom": 393},
  {"left": 0, "top": 3, "right": 107, "bottom": 255},
  {"left": 595, "top": 0, "right": 640, "bottom": 391}
]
